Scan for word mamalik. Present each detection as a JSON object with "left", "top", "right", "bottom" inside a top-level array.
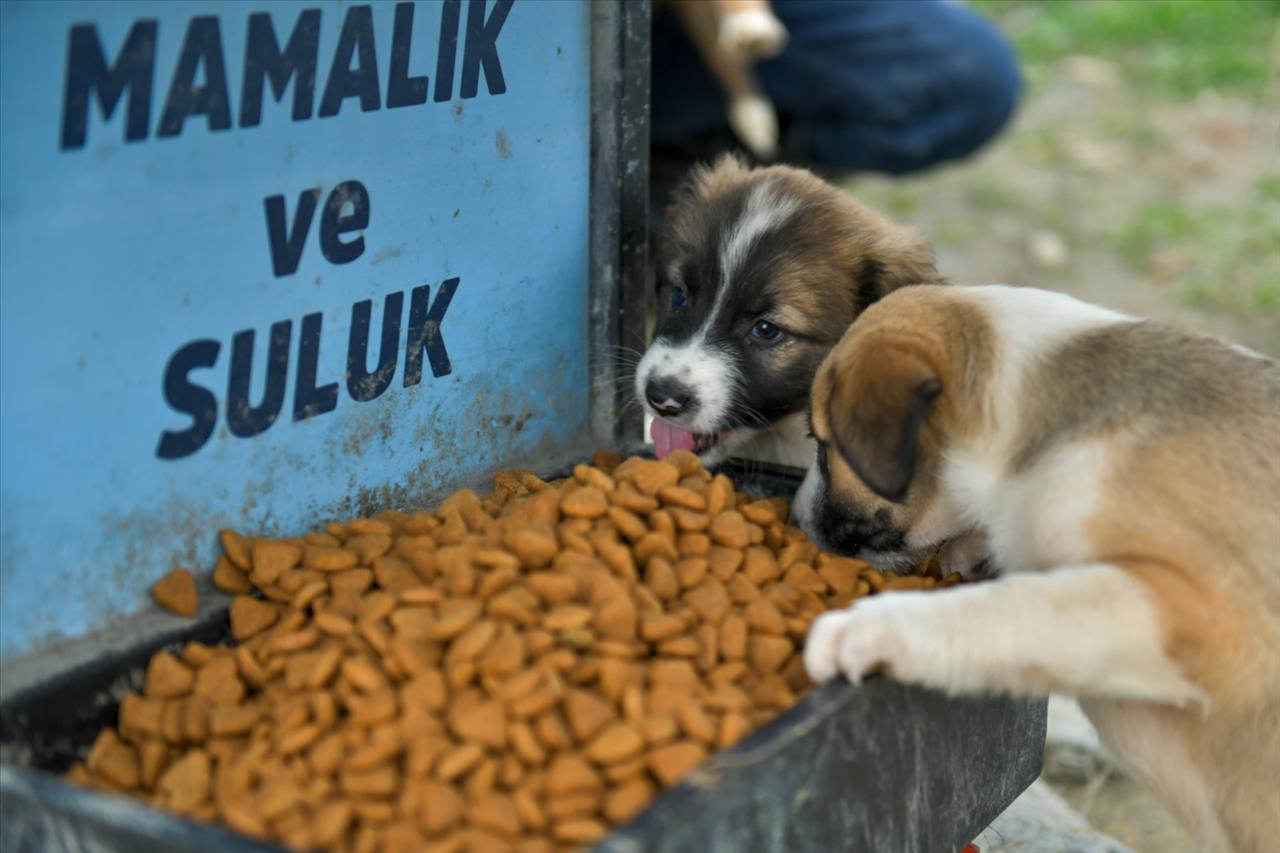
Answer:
[{"left": 61, "top": 0, "right": 513, "bottom": 150}]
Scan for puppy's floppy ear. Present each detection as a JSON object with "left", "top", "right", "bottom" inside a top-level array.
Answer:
[
  {"left": 827, "top": 345, "right": 941, "bottom": 504},
  {"left": 854, "top": 229, "right": 940, "bottom": 311}
]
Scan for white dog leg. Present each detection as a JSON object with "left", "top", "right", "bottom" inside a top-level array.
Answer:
[
  {"left": 805, "top": 563, "right": 1207, "bottom": 708},
  {"left": 718, "top": 8, "right": 789, "bottom": 60},
  {"left": 728, "top": 95, "right": 780, "bottom": 160}
]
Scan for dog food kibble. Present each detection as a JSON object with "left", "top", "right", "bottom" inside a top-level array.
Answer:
[
  {"left": 69, "top": 452, "right": 954, "bottom": 851},
  {"left": 229, "top": 594, "right": 278, "bottom": 641},
  {"left": 152, "top": 568, "right": 200, "bottom": 617}
]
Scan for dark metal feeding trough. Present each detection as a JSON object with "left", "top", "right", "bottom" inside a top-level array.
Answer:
[
  {"left": 2, "top": 648, "right": 1044, "bottom": 853},
  {"left": 0, "top": 461, "right": 1045, "bottom": 853},
  {"left": 0, "top": 1, "right": 1045, "bottom": 850}
]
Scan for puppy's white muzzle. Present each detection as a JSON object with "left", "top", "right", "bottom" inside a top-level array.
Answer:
[{"left": 635, "top": 337, "right": 738, "bottom": 436}]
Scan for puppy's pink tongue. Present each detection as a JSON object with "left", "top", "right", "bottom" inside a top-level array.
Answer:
[{"left": 650, "top": 418, "right": 697, "bottom": 459}]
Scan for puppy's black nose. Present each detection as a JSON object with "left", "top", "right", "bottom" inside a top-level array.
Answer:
[{"left": 646, "top": 378, "right": 694, "bottom": 417}]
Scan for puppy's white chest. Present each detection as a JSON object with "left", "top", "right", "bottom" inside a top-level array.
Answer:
[{"left": 945, "top": 441, "right": 1108, "bottom": 571}]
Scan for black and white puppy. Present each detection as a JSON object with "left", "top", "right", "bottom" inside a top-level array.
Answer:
[{"left": 637, "top": 155, "right": 940, "bottom": 468}]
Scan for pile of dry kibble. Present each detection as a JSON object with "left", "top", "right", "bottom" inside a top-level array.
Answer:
[{"left": 68, "top": 451, "right": 959, "bottom": 852}]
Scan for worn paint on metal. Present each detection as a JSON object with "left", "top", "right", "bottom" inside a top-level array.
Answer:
[{"left": 0, "top": 0, "right": 591, "bottom": 656}]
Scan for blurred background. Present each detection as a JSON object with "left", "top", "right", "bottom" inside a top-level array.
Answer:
[{"left": 848, "top": 0, "right": 1279, "bottom": 356}]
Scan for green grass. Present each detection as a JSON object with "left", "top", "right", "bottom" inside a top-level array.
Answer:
[
  {"left": 1096, "top": 113, "right": 1170, "bottom": 150},
  {"left": 1253, "top": 280, "right": 1280, "bottom": 312},
  {"left": 1256, "top": 173, "right": 1280, "bottom": 203},
  {"left": 882, "top": 187, "right": 922, "bottom": 218},
  {"left": 1113, "top": 201, "right": 1198, "bottom": 268},
  {"left": 1011, "top": 125, "right": 1069, "bottom": 164},
  {"left": 966, "top": 177, "right": 1018, "bottom": 212},
  {"left": 1114, "top": 189, "right": 1280, "bottom": 318},
  {"left": 974, "top": 0, "right": 1280, "bottom": 99}
]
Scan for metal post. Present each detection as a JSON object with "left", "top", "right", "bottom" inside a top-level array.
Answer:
[{"left": 589, "top": 0, "right": 651, "bottom": 450}]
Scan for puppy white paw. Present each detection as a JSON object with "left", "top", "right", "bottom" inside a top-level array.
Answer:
[
  {"left": 804, "top": 595, "right": 928, "bottom": 686},
  {"left": 728, "top": 95, "right": 779, "bottom": 160},
  {"left": 718, "top": 9, "right": 789, "bottom": 61}
]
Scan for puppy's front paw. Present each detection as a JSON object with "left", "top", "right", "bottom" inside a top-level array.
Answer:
[
  {"left": 804, "top": 595, "right": 928, "bottom": 686},
  {"left": 804, "top": 606, "right": 902, "bottom": 686}
]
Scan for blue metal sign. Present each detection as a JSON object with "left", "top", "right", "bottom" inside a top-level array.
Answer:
[{"left": 0, "top": 0, "right": 591, "bottom": 656}]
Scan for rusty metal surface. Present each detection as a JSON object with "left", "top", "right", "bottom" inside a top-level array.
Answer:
[
  {"left": 589, "top": 0, "right": 651, "bottom": 450},
  {"left": 599, "top": 681, "right": 1047, "bottom": 853},
  {"left": 1, "top": 685, "right": 1047, "bottom": 853}
]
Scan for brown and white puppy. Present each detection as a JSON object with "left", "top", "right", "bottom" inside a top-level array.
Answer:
[
  {"left": 795, "top": 284, "right": 1280, "bottom": 853},
  {"left": 636, "top": 155, "right": 940, "bottom": 468},
  {"left": 662, "top": 0, "right": 789, "bottom": 158}
]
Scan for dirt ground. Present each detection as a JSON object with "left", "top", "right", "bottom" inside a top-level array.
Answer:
[
  {"left": 845, "top": 9, "right": 1280, "bottom": 356},
  {"left": 840, "top": 3, "right": 1279, "bottom": 850}
]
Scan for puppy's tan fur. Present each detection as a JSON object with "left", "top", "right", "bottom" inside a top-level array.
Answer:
[{"left": 798, "top": 285, "right": 1280, "bottom": 852}]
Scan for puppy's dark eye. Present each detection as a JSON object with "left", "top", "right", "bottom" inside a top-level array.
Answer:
[
  {"left": 670, "top": 285, "right": 688, "bottom": 310},
  {"left": 749, "top": 320, "right": 784, "bottom": 345}
]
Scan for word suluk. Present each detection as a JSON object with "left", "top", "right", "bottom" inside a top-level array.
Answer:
[{"left": 155, "top": 276, "right": 459, "bottom": 461}]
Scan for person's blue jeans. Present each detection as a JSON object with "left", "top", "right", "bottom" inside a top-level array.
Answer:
[{"left": 651, "top": 0, "right": 1022, "bottom": 176}]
